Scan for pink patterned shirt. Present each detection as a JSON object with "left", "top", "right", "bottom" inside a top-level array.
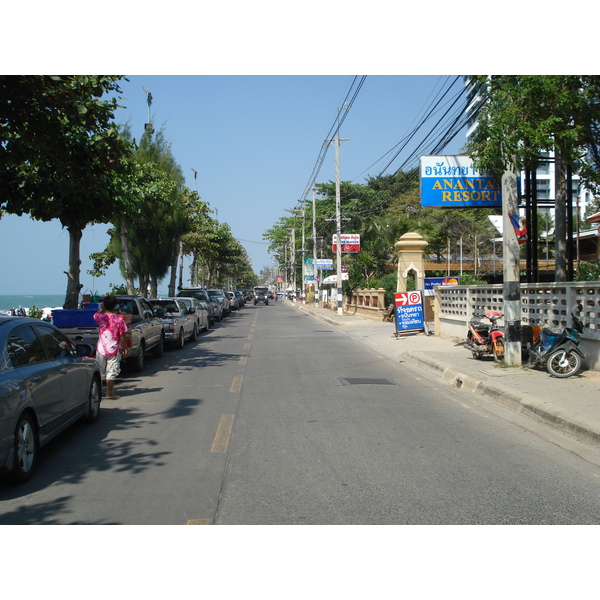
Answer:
[{"left": 94, "top": 312, "right": 128, "bottom": 357}]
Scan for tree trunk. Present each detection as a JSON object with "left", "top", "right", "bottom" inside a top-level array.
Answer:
[
  {"left": 554, "top": 144, "right": 567, "bottom": 282},
  {"left": 119, "top": 218, "right": 136, "bottom": 294},
  {"left": 64, "top": 225, "right": 83, "bottom": 309},
  {"left": 167, "top": 239, "right": 180, "bottom": 296}
]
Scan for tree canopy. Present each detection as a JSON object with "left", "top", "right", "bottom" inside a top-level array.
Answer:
[{"left": 0, "top": 75, "right": 132, "bottom": 307}]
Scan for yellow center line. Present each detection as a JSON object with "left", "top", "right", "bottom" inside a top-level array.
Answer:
[
  {"left": 230, "top": 375, "right": 243, "bottom": 392},
  {"left": 187, "top": 519, "right": 212, "bottom": 525},
  {"left": 244, "top": 343, "right": 251, "bottom": 350},
  {"left": 247, "top": 334, "right": 253, "bottom": 340},
  {"left": 211, "top": 414, "right": 235, "bottom": 452},
  {"left": 239, "top": 356, "right": 247, "bottom": 365}
]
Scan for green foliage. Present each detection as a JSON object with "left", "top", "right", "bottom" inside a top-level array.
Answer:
[
  {"left": 0, "top": 75, "right": 133, "bottom": 307},
  {"left": 458, "top": 274, "right": 488, "bottom": 285},
  {"left": 108, "top": 283, "right": 129, "bottom": 295},
  {"left": 375, "top": 272, "right": 398, "bottom": 306},
  {"left": 466, "top": 75, "right": 600, "bottom": 190},
  {"left": 27, "top": 305, "right": 43, "bottom": 319},
  {"left": 575, "top": 261, "right": 600, "bottom": 281}
]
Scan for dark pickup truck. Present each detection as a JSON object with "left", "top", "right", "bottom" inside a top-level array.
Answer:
[{"left": 52, "top": 296, "right": 165, "bottom": 372}]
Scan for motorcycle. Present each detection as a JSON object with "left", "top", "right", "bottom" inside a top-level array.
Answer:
[
  {"left": 524, "top": 313, "right": 585, "bottom": 378},
  {"left": 466, "top": 311, "right": 505, "bottom": 363}
]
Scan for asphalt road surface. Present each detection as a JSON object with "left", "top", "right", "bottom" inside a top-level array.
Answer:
[{"left": 3, "top": 300, "right": 600, "bottom": 525}]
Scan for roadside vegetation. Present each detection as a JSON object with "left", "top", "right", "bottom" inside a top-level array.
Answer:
[{"left": 0, "top": 76, "right": 256, "bottom": 308}]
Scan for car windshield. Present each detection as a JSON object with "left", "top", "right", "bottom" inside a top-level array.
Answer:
[{"left": 151, "top": 300, "right": 180, "bottom": 313}]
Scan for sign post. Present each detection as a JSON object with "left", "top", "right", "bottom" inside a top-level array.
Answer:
[{"left": 393, "top": 291, "right": 425, "bottom": 336}]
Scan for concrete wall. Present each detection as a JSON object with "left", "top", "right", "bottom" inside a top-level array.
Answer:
[{"left": 344, "top": 288, "right": 388, "bottom": 321}]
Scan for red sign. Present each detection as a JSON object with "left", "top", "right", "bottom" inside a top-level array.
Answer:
[
  {"left": 332, "top": 234, "right": 360, "bottom": 253},
  {"left": 394, "top": 291, "right": 423, "bottom": 307}
]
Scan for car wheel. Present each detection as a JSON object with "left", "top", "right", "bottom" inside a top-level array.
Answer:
[
  {"left": 153, "top": 332, "right": 164, "bottom": 357},
  {"left": 175, "top": 329, "right": 184, "bottom": 349},
  {"left": 85, "top": 376, "right": 101, "bottom": 423},
  {"left": 11, "top": 412, "right": 37, "bottom": 483},
  {"left": 132, "top": 341, "right": 145, "bottom": 371},
  {"left": 190, "top": 325, "right": 198, "bottom": 342}
]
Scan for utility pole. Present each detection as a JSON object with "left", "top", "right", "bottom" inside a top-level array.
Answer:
[
  {"left": 335, "top": 133, "right": 343, "bottom": 314},
  {"left": 289, "top": 227, "right": 296, "bottom": 299},
  {"left": 311, "top": 186, "right": 319, "bottom": 305},
  {"left": 301, "top": 203, "right": 306, "bottom": 302},
  {"left": 324, "top": 123, "right": 348, "bottom": 316},
  {"left": 502, "top": 163, "right": 522, "bottom": 366}
]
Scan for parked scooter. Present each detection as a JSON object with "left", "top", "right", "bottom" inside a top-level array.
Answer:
[
  {"left": 466, "top": 311, "right": 505, "bottom": 363},
  {"left": 524, "top": 313, "right": 585, "bottom": 378}
]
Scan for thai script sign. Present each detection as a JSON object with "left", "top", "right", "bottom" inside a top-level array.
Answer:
[
  {"left": 394, "top": 291, "right": 425, "bottom": 333},
  {"left": 420, "top": 155, "right": 502, "bottom": 208},
  {"left": 332, "top": 234, "right": 360, "bottom": 253},
  {"left": 316, "top": 259, "right": 333, "bottom": 270}
]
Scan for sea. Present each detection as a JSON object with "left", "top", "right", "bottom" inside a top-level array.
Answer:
[{"left": 0, "top": 294, "right": 66, "bottom": 314}]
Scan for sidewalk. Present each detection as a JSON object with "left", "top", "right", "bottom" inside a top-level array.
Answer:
[{"left": 294, "top": 302, "right": 600, "bottom": 449}]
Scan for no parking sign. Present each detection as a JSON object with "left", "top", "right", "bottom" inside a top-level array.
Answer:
[{"left": 393, "top": 291, "right": 425, "bottom": 334}]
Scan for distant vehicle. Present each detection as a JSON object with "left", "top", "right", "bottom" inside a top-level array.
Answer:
[
  {"left": 148, "top": 298, "right": 198, "bottom": 349},
  {"left": 227, "top": 292, "right": 239, "bottom": 311},
  {"left": 177, "top": 297, "right": 210, "bottom": 333},
  {"left": 0, "top": 315, "right": 102, "bottom": 483},
  {"left": 254, "top": 292, "right": 269, "bottom": 306},
  {"left": 176, "top": 288, "right": 216, "bottom": 326},
  {"left": 207, "top": 289, "right": 230, "bottom": 317},
  {"left": 253, "top": 286, "right": 269, "bottom": 298},
  {"left": 234, "top": 290, "right": 246, "bottom": 306}
]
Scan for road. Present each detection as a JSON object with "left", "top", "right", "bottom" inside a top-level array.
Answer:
[{"left": 2, "top": 300, "right": 600, "bottom": 525}]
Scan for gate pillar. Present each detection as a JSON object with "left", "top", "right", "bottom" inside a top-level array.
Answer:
[{"left": 395, "top": 232, "right": 428, "bottom": 292}]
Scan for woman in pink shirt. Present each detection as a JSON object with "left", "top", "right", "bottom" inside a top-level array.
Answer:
[{"left": 94, "top": 295, "right": 129, "bottom": 399}]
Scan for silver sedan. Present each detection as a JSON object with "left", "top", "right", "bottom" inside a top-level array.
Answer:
[{"left": 0, "top": 315, "right": 102, "bottom": 483}]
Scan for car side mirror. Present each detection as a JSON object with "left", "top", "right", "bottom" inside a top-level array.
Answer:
[{"left": 76, "top": 344, "right": 95, "bottom": 357}]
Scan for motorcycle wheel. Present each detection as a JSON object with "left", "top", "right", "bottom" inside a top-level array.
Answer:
[
  {"left": 546, "top": 349, "right": 581, "bottom": 378},
  {"left": 492, "top": 338, "right": 505, "bottom": 363}
]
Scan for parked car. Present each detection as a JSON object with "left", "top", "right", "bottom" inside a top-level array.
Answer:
[
  {"left": 207, "top": 289, "right": 230, "bottom": 318},
  {"left": 0, "top": 315, "right": 102, "bottom": 483},
  {"left": 148, "top": 298, "right": 198, "bottom": 349},
  {"left": 177, "top": 297, "right": 210, "bottom": 333},
  {"left": 233, "top": 290, "right": 246, "bottom": 306},
  {"left": 227, "top": 292, "right": 239, "bottom": 311},
  {"left": 176, "top": 288, "right": 216, "bottom": 326},
  {"left": 53, "top": 295, "right": 164, "bottom": 372}
]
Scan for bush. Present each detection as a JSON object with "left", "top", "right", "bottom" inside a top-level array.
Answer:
[
  {"left": 575, "top": 261, "right": 600, "bottom": 281},
  {"left": 27, "top": 305, "right": 43, "bottom": 319}
]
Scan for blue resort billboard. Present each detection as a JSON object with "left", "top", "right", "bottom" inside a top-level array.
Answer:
[{"left": 420, "top": 155, "right": 502, "bottom": 208}]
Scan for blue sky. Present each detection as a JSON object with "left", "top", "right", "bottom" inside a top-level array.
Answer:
[
  {"left": 0, "top": 75, "right": 469, "bottom": 295},
  {"left": 1, "top": 4, "right": 587, "bottom": 297}
]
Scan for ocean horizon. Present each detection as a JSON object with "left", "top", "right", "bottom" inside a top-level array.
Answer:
[
  {"left": 0, "top": 292, "right": 172, "bottom": 313},
  {"left": 0, "top": 294, "right": 66, "bottom": 312}
]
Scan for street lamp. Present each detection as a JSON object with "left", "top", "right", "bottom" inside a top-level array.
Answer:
[
  {"left": 143, "top": 86, "right": 154, "bottom": 134},
  {"left": 191, "top": 168, "right": 198, "bottom": 192}
]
